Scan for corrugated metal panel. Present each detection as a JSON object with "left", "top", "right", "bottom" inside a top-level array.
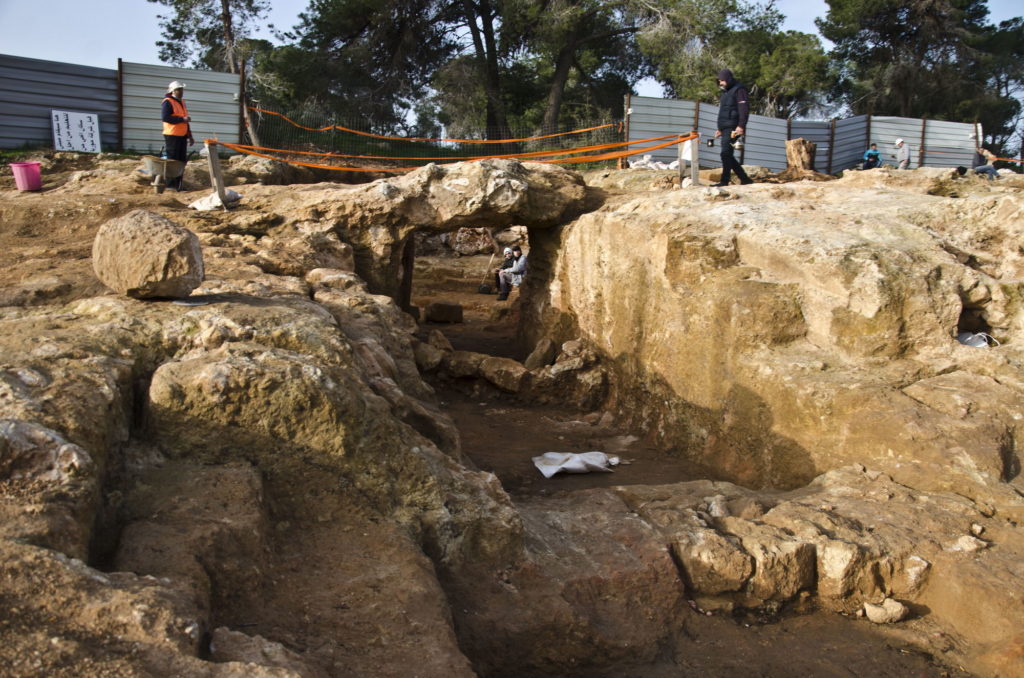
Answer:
[
  {"left": 833, "top": 116, "right": 870, "bottom": 170},
  {"left": 0, "top": 54, "right": 118, "bottom": 150},
  {"left": 627, "top": 96, "right": 697, "bottom": 164},
  {"left": 790, "top": 120, "right": 831, "bottom": 171},
  {"left": 742, "top": 115, "right": 787, "bottom": 171},
  {"left": 921, "top": 119, "right": 978, "bottom": 167},
  {"left": 626, "top": 97, "right": 978, "bottom": 176},
  {"left": 121, "top": 61, "right": 240, "bottom": 154},
  {"left": 868, "top": 117, "right": 924, "bottom": 169}
]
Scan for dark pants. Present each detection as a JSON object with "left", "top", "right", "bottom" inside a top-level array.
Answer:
[
  {"left": 718, "top": 127, "right": 750, "bottom": 184},
  {"left": 863, "top": 158, "right": 879, "bottom": 170},
  {"left": 163, "top": 134, "right": 188, "bottom": 190},
  {"left": 498, "top": 269, "right": 518, "bottom": 294}
]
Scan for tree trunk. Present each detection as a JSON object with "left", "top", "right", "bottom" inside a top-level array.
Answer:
[
  {"left": 220, "top": 0, "right": 237, "bottom": 74},
  {"left": 786, "top": 138, "right": 816, "bottom": 170},
  {"left": 541, "top": 37, "right": 579, "bottom": 134},
  {"left": 462, "top": 0, "right": 511, "bottom": 141}
]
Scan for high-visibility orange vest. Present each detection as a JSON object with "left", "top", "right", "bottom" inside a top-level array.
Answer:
[{"left": 162, "top": 96, "right": 190, "bottom": 136}]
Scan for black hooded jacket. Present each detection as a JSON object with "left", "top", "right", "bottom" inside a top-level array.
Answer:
[{"left": 717, "top": 75, "right": 750, "bottom": 130}]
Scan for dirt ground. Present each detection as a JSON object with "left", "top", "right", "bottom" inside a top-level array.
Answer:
[
  {"left": 0, "top": 156, "right": 975, "bottom": 676},
  {"left": 412, "top": 254, "right": 971, "bottom": 678}
]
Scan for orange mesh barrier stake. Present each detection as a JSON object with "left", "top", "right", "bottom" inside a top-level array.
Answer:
[{"left": 248, "top": 107, "right": 616, "bottom": 144}]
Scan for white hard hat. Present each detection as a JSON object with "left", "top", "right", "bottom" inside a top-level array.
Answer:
[
  {"left": 894, "top": 138, "right": 904, "bottom": 145},
  {"left": 168, "top": 81, "right": 186, "bottom": 91}
]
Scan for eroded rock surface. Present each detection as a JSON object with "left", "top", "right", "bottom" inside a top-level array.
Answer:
[{"left": 2, "top": 159, "right": 1024, "bottom": 677}]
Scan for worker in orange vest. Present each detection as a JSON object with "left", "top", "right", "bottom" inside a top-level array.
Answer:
[{"left": 161, "top": 80, "right": 194, "bottom": 191}]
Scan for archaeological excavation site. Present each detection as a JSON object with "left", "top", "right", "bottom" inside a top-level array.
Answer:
[{"left": 2, "top": 153, "right": 1024, "bottom": 678}]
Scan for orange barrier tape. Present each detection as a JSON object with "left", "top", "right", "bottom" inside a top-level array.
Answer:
[
  {"left": 921, "top": 148, "right": 1023, "bottom": 164},
  {"left": 214, "top": 140, "right": 414, "bottom": 172},
  {"left": 248, "top": 107, "right": 617, "bottom": 144},
  {"left": 540, "top": 134, "right": 697, "bottom": 165},
  {"left": 210, "top": 133, "right": 696, "bottom": 172},
  {"left": 222, "top": 134, "right": 680, "bottom": 162}
]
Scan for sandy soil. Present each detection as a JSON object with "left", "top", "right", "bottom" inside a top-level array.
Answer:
[
  {"left": 0, "top": 156, "right": 975, "bottom": 677},
  {"left": 412, "top": 254, "right": 970, "bottom": 678}
]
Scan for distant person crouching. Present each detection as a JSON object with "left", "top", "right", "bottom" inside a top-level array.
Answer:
[
  {"left": 862, "top": 143, "right": 881, "bottom": 170},
  {"left": 497, "top": 245, "right": 527, "bottom": 301},
  {"left": 973, "top": 147, "right": 999, "bottom": 180},
  {"left": 493, "top": 246, "right": 515, "bottom": 293}
]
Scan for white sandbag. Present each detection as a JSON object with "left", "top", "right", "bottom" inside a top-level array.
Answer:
[
  {"left": 189, "top": 189, "right": 242, "bottom": 211},
  {"left": 532, "top": 451, "right": 620, "bottom": 479}
]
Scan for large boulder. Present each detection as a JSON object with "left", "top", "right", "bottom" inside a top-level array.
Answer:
[{"left": 92, "top": 209, "right": 203, "bottom": 298}]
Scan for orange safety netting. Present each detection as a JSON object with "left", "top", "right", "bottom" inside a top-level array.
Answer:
[
  {"left": 210, "top": 132, "right": 698, "bottom": 173},
  {"left": 249, "top": 107, "right": 620, "bottom": 144},
  {"left": 220, "top": 134, "right": 681, "bottom": 162}
]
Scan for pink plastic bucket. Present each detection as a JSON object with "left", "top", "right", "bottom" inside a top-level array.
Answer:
[{"left": 10, "top": 162, "right": 42, "bottom": 191}]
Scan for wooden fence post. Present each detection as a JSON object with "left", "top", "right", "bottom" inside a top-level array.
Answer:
[
  {"left": 827, "top": 118, "right": 836, "bottom": 174},
  {"left": 618, "top": 94, "right": 631, "bottom": 169},
  {"left": 205, "top": 140, "right": 231, "bottom": 211},
  {"left": 919, "top": 117, "right": 927, "bottom": 168},
  {"left": 117, "top": 58, "right": 124, "bottom": 152},
  {"left": 691, "top": 132, "right": 700, "bottom": 186}
]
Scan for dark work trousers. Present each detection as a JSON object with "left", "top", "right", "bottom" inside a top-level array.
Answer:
[
  {"left": 163, "top": 134, "right": 189, "bottom": 190},
  {"left": 718, "top": 127, "right": 750, "bottom": 185}
]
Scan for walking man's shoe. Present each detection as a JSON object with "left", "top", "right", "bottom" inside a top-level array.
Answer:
[{"left": 496, "top": 292, "right": 509, "bottom": 301}]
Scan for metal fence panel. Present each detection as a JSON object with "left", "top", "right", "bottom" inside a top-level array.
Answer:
[
  {"left": 868, "top": 117, "right": 925, "bottom": 169},
  {"left": 121, "top": 61, "right": 240, "bottom": 154},
  {"left": 790, "top": 120, "right": 831, "bottom": 171},
  {"left": 921, "top": 119, "right": 978, "bottom": 167},
  {"left": 742, "top": 114, "right": 788, "bottom": 172},
  {"left": 627, "top": 97, "right": 979, "bottom": 175},
  {"left": 0, "top": 54, "right": 118, "bottom": 150},
  {"left": 833, "top": 115, "right": 870, "bottom": 171},
  {"left": 626, "top": 96, "right": 697, "bottom": 164}
]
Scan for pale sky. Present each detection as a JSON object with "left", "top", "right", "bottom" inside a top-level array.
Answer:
[{"left": 0, "top": 0, "right": 1020, "bottom": 87}]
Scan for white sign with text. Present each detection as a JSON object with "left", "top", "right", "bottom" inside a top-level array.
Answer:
[{"left": 51, "top": 110, "right": 101, "bottom": 153}]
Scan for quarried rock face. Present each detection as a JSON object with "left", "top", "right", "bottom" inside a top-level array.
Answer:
[
  {"left": 528, "top": 179, "right": 1024, "bottom": 504},
  {"left": 226, "top": 159, "right": 587, "bottom": 302},
  {"left": 6, "top": 159, "right": 1024, "bottom": 678},
  {"left": 92, "top": 209, "right": 204, "bottom": 298},
  {"left": 520, "top": 173, "right": 1024, "bottom": 676}
]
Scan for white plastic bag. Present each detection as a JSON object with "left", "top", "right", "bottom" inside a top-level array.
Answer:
[
  {"left": 957, "top": 332, "right": 999, "bottom": 348},
  {"left": 532, "top": 451, "right": 620, "bottom": 479}
]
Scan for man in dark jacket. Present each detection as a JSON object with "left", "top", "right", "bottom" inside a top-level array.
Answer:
[{"left": 713, "top": 69, "right": 753, "bottom": 186}]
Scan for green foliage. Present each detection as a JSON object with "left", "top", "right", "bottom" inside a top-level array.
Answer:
[
  {"left": 148, "top": 0, "right": 270, "bottom": 73},
  {"left": 818, "top": 0, "right": 1023, "bottom": 152},
  {"left": 638, "top": 0, "right": 832, "bottom": 116},
  {"left": 264, "top": 0, "right": 458, "bottom": 131},
  {"left": 155, "top": 0, "right": 1021, "bottom": 154}
]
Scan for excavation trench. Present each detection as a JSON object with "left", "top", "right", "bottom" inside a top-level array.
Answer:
[{"left": 411, "top": 251, "right": 964, "bottom": 678}]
